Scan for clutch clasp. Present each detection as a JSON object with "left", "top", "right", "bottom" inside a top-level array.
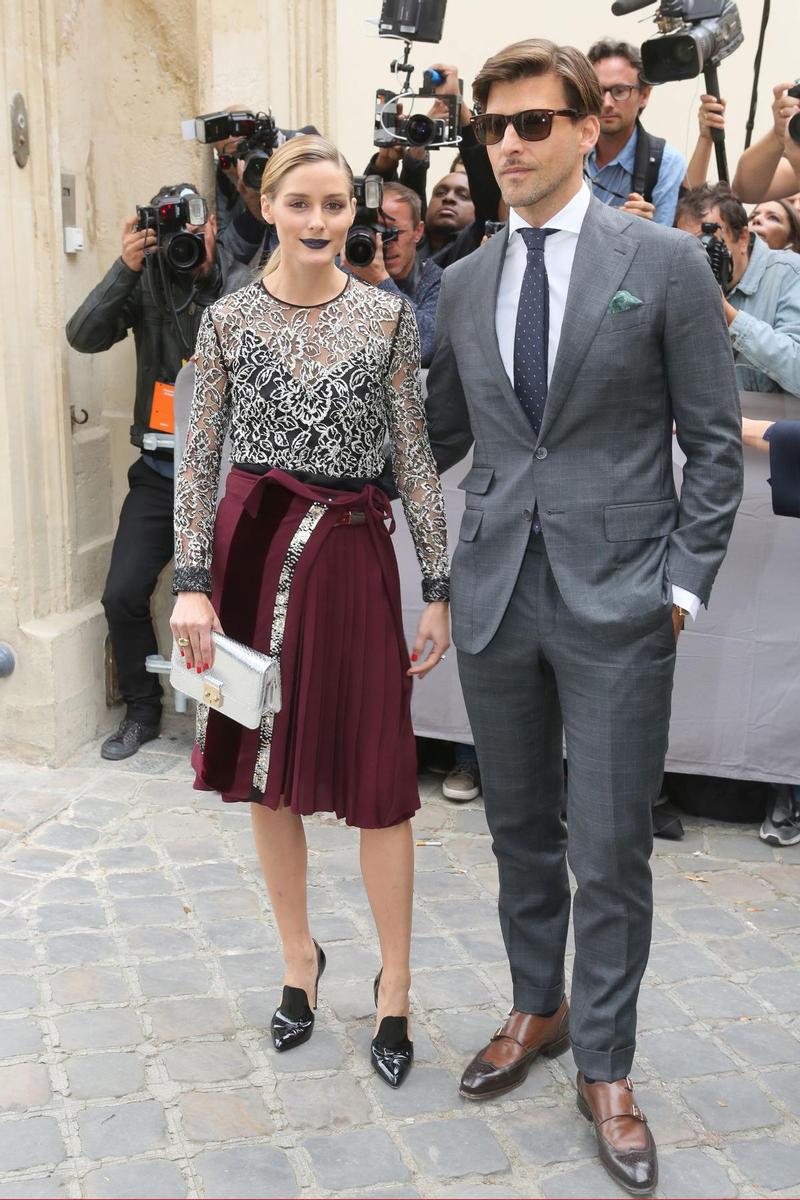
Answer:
[{"left": 203, "top": 680, "right": 223, "bottom": 709}]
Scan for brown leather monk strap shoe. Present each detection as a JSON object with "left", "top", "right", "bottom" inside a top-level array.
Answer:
[
  {"left": 459, "top": 998, "right": 570, "bottom": 1100},
  {"left": 576, "top": 1072, "right": 658, "bottom": 1196}
]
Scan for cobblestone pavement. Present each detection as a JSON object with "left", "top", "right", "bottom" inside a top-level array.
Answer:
[{"left": 1, "top": 712, "right": 799, "bottom": 1199}]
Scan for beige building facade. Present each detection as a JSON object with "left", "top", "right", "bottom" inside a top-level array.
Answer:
[{"left": 0, "top": 0, "right": 795, "bottom": 761}]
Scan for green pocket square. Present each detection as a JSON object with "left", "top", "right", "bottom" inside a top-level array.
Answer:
[{"left": 607, "top": 290, "right": 643, "bottom": 314}]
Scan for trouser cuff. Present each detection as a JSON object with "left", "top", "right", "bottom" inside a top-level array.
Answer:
[
  {"left": 512, "top": 980, "right": 565, "bottom": 1015},
  {"left": 571, "top": 1041, "right": 636, "bottom": 1082}
]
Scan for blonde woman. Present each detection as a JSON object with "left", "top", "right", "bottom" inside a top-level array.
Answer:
[{"left": 170, "top": 136, "right": 450, "bottom": 1088}]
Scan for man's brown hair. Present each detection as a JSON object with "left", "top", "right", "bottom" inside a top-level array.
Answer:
[
  {"left": 676, "top": 184, "right": 749, "bottom": 238},
  {"left": 382, "top": 181, "right": 422, "bottom": 227},
  {"left": 472, "top": 38, "right": 603, "bottom": 118}
]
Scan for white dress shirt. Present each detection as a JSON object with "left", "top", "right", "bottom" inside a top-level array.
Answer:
[{"left": 495, "top": 182, "right": 700, "bottom": 620}]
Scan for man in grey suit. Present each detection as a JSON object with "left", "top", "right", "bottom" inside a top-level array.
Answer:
[{"left": 425, "top": 40, "right": 742, "bottom": 1194}]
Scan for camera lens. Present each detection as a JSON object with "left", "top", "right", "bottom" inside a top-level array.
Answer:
[
  {"left": 405, "top": 113, "right": 435, "bottom": 147},
  {"left": 346, "top": 227, "right": 377, "bottom": 267},
  {"left": 165, "top": 231, "right": 206, "bottom": 272},
  {"left": 243, "top": 150, "right": 269, "bottom": 190},
  {"left": 789, "top": 111, "right": 800, "bottom": 146}
]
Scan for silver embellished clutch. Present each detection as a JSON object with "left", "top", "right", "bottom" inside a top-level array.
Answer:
[{"left": 170, "top": 632, "right": 281, "bottom": 729}]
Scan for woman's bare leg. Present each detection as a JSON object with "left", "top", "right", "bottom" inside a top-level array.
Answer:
[
  {"left": 360, "top": 820, "right": 414, "bottom": 1033},
  {"left": 251, "top": 802, "right": 318, "bottom": 1002}
]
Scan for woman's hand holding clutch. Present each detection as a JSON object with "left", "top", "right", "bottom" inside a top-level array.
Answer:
[{"left": 171, "top": 593, "right": 224, "bottom": 674}]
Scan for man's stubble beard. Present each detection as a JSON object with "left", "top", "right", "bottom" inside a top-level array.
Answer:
[{"left": 498, "top": 157, "right": 576, "bottom": 215}]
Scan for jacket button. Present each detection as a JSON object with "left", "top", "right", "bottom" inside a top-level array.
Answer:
[
  {"left": 522, "top": 509, "right": 533, "bottom": 522},
  {"left": 535, "top": 446, "right": 548, "bottom": 460}
]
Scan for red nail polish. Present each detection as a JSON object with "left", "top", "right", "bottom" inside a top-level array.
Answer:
[
  {"left": 180, "top": 649, "right": 185, "bottom": 657},
  {"left": 196, "top": 667, "right": 202, "bottom": 674},
  {"left": 204, "top": 662, "right": 209, "bottom": 670},
  {"left": 411, "top": 653, "right": 418, "bottom": 662},
  {"left": 186, "top": 662, "right": 192, "bottom": 669}
]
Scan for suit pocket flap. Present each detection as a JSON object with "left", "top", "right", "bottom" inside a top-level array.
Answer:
[
  {"left": 604, "top": 498, "right": 678, "bottom": 542},
  {"left": 457, "top": 466, "right": 494, "bottom": 494},
  {"left": 459, "top": 509, "right": 484, "bottom": 542}
]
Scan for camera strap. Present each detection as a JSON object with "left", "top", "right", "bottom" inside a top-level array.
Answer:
[{"left": 631, "top": 120, "right": 665, "bottom": 205}]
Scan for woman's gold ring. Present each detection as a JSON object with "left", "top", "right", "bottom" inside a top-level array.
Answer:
[{"left": 177, "top": 637, "right": 190, "bottom": 647}]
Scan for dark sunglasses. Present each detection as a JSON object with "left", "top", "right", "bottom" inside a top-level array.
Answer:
[{"left": 470, "top": 108, "right": 581, "bottom": 146}]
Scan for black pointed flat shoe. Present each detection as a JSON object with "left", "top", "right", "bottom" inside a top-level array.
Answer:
[
  {"left": 270, "top": 941, "right": 326, "bottom": 1053},
  {"left": 371, "top": 969, "right": 414, "bottom": 1088}
]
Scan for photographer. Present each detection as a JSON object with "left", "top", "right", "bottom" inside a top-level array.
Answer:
[
  {"left": 66, "top": 184, "right": 226, "bottom": 760},
  {"left": 732, "top": 82, "right": 800, "bottom": 205},
  {"left": 343, "top": 182, "right": 441, "bottom": 367},
  {"left": 675, "top": 184, "right": 800, "bottom": 397},
  {"left": 585, "top": 39, "right": 688, "bottom": 225}
]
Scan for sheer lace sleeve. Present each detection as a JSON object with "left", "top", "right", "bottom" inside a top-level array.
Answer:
[
  {"left": 384, "top": 300, "right": 450, "bottom": 602},
  {"left": 172, "top": 308, "right": 231, "bottom": 595}
]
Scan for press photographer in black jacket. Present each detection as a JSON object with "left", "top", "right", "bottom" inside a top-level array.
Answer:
[{"left": 66, "top": 184, "right": 227, "bottom": 760}]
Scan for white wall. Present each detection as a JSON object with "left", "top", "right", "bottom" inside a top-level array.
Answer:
[{"left": 335, "top": 0, "right": 797, "bottom": 190}]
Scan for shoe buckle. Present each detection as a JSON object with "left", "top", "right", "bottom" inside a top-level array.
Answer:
[
  {"left": 631, "top": 1103, "right": 644, "bottom": 1122},
  {"left": 491, "top": 1026, "right": 505, "bottom": 1041}
]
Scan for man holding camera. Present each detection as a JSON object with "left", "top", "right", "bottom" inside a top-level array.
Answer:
[
  {"left": 676, "top": 183, "right": 800, "bottom": 397},
  {"left": 343, "top": 181, "right": 442, "bottom": 367},
  {"left": 585, "top": 39, "right": 687, "bottom": 226},
  {"left": 66, "top": 184, "right": 226, "bottom": 760}
]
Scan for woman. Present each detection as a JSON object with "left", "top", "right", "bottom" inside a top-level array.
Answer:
[
  {"left": 170, "top": 136, "right": 450, "bottom": 1089},
  {"left": 749, "top": 199, "right": 800, "bottom": 253}
]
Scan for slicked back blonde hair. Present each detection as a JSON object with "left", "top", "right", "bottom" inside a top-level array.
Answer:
[{"left": 260, "top": 135, "right": 354, "bottom": 278}]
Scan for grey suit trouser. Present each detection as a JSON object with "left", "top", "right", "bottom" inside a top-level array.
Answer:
[{"left": 457, "top": 535, "right": 677, "bottom": 1081}]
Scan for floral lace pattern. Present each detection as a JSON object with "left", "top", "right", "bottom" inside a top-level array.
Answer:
[{"left": 173, "top": 276, "right": 449, "bottom": 601}]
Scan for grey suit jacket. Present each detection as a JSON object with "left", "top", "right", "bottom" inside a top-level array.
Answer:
[{"left": 426, "top": 196, "right": 743, "bottom": 654}]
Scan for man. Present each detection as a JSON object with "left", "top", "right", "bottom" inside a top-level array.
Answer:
[
  {"left": 585, "top": 39, "right": 687, "bottom": 226},
  {"left": 418, "top": 170, "right": 475, "bottom": 260},
  {"left": 676, "top": 184, "right": 800, "bottom": 397},
  {"left": 742, "top": 414, "right": 800, "bottom": 847},
  {"left": 66, "top": 185, "right": 226, "bottom": 760},
  {"left": 344, "top": 182, "right": 442, "bottom": 367},
  {"left": 424, "top": 39, "right": 742, "bottom": 1193}
]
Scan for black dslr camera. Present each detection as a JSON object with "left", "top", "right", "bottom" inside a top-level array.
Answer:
[
  {"left": 788, "top": 82, "right": 800, "bottom": 145},
  {"left": 135, "top": 190, "right": 209, "bottom": 273},
  {"left": 699, "top": 221, "right": 733, "bottom": 290},
  {"left": 345, "top": 176, "right": 399, "bottom": 267},
  {"left": 193, "top": 110, "right": 282, "bottom": 189}
]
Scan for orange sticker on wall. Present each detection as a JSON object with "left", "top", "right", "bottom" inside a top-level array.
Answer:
[{"left": 150, "top": 381, "right": 175, "bottom": 433}]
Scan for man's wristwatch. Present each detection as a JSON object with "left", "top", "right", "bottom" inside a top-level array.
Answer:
[{"left": 673, "top": 604, "right": 688, "bottom": 629}]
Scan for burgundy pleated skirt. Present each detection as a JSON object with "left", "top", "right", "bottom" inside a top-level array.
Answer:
[{"left": 190, "top": 466, "right": 420, "bottom": 829}]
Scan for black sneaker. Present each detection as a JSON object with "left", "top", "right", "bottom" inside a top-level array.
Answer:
[
  {"left": 100, "top": 718, "right": 160, "bottom": 761},
  {"left": 759, "top": 786, "right": 800, "bottom": 847}
]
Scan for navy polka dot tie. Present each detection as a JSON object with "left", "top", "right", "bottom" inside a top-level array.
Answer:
[
  {"left": 514, "top": 227, "right": 556, "bottom": 533},
  {"left": 513, "top": 227, "right": 557, "bottom": 436}
]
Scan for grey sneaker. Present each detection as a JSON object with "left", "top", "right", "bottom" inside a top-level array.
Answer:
[
  {"left": 101, "top": 718, "right": 160, "bottom": 762},
  {"left": 759, "top": 786, "right": 800, "bottom": 847},
  {"left": 443, "top": 761, "right": 481, "bottom": 802}
]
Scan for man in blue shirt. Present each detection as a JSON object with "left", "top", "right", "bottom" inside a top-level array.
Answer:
[{"left": 585, "top": 39, "right": 687, "bottom": 226}]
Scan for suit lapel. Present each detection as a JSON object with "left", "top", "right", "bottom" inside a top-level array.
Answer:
[
  {"left": 539, "top": 200, "right": 639, "bottom": 441},
  {"left": 469, "top": 228, "right": 537, "bottom": 444}
]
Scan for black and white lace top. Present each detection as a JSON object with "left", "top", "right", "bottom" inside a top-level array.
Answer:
[{"left": 173, "top": 275, "right": 449, "bottom": 602}]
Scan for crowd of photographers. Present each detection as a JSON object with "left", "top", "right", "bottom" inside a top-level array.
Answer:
[{"left": 64, "top": 36, "right": 800, "bottom": 839}]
